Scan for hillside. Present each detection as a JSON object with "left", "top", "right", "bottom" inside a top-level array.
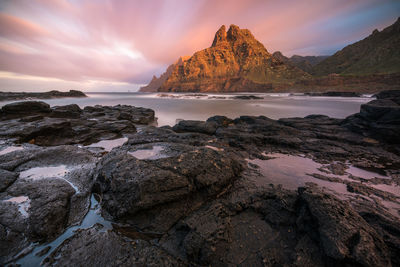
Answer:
[
  {"left": 272, "top": 52, "right": 328, "bottom": 73},
  {"left": 312, "top": 17, "right": 400, "bottom": 76}
]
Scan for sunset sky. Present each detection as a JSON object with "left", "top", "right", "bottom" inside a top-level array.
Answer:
[{"left": 0, "top": 0, "right": 399, "bottom": 92}]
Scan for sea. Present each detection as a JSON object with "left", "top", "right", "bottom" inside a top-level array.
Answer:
[{"left": 0, "top": 92, "right": 373, "bottom": 126}]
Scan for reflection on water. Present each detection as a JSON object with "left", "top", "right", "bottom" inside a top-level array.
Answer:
[
  {"left": 0, "top": 92, "right": 372, "bottom": 126},
  {"left": 128, "top": 145, "right": 169, "bottom": 160},
  {"left": 16, "top": 194, "right": 111, "bottom": 266},
  {"left": 5, "top": 196, "right": 31, "bottom": 218},
  {"left": 19, "top": 165, "right": 80, "bottom": 193},
  {"left": 85, "top": 137, "right": 128, "bottom": 152},
  {"left": 249, "top": 153, "right": 400, "bottom": 218}
]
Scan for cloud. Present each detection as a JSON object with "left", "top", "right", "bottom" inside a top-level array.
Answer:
[{"left": 0, "top": 0, "right": 399, "bottom": 90}]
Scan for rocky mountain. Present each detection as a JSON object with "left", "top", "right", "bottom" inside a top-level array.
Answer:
[
  {"left": 139, "top": 56, "right": 190, "bottom": 92},
  {"left": 157, "top": 25, "right": 310, "bottom": 92},
  {"left": 272, "top": 52, "right": 328, "bottom": 73},
  {"left": 312, "top": 17, "right": 400, "bottom": 76}
]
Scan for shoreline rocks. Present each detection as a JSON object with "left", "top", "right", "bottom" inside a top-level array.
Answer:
[
  {"left": 1, "top": 94, "right": 399, "bottom": 266},
  {"left": 0, "top": 90, "right": 87, "bottom": 102}
]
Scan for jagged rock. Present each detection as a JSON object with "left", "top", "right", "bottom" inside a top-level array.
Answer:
[
  {"left": 0, "top": 90, "right": 86, "bottom": 102},
  {"left": 158, "top": 25, "right": 309, "bottom": 92},
  {"left": 0, "top": 102, "right": 155, "bottom": 146},
  {"left": 0, "top": 145, "right": 96, "bottom": 264},
  {"left": 42, "top": 225, "right": 184, "bottom": 266},
  {"left": 172, "top": 120, "right": 218, "bottom": 135}
]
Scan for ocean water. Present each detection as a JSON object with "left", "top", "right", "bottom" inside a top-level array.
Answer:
[{"left": 0, "top": 92, "right": 373, "bottom": 126}]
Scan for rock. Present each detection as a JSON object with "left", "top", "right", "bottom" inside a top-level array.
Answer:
[
  {"left": 0, "top": 169, "right": 18, "bottom": 192},
  {"left": 51, "top": 104, "right": 82, "bottom": 118},
  {"left": 305, "top": 91, "right": 361, "bottom": 97},
  {"left": 1, "top": 101, "right": 51, "bottom": 116},
  {"left": 374, "top": 89, "right": 400, "bottom": 104},
  {"left": 0, "top": 90, "right": 86, "bottom": 102},
  {"left": 298, "top": 186, "right": 391, "bottom": 266},
  {"left": 158, "top": 25, "right": 309, "bottom": 92},
  {"left": 172, "top": 120, "right": 218, "bottom": 135},
  {"left": 42, "top": 225, "right": 184, "bottom": 266},
  {"left": 206, "top": 115, "right": 233, "bottom": 127},
  {"left": 343, "top": 97, "right": 400, "bottom": 143},
  {"left": 0, "top": 103, "right": 155, "bottom": 146},
  {"left": 94, "top": 130, "right": 244, "bottom": 232},
  {"left": 231, "top": 95, "right": 264, "bottom": 100},
  {"left": 0, "top": 145, "right": 96, "bottom": 264}
]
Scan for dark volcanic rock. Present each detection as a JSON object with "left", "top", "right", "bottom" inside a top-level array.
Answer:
[
  {"left": 0, "top": 145, "right": 97, "bottom": 264},
  {"left": 42, "top": 225, "right": 183, "bottom": 266},
  {"left": 94, "top": 137, "right": 244, "bottom": 232},
  {"left": 231, "top": 95, "right": 264, "bottom": 100},
  {"left": 0, "top": 90, "right": 86, "bottom": 102},
  {"left": 1, "top": 101, "right": 51, "bottom": 116},
  {"left": 0, "top": 102, "right": 155, "bottom": 146},
  {"left": 172, "top": 120, "right": 218, "bottom": 135},
  {"left": 298, "top": 186, "right": 390, "bottom": 266},
  {"left": 343, "top": 97, "right": 400, "bottom": 143},
  {"left": 305, "top": 91, "right": 361, "bottom": 97}
]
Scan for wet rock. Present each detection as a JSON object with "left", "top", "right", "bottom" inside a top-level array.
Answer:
[
  {"left": 231, "top": 95, "right": 264, "bottom": 100},
  {"left": 0, "top": 90, "right": 86, "bottom": 102},
  {"left": 0, "top": 145, "right": 96, "bottom": 264},
  {"left": 343, "top": 97, "right": 400, "bottom": 143},
  {"left": 206, "top": 115, "right": 233, "bottom": 127},
  {"left": 94, "top": 130, "right": 244, "bottom": 232},
  {"left": 298, "top": 186, "right": 391, "bottom": 267},
  {"left": 172, "top": 120, "right": 218, "bottom": 135},
  {"left": 42, "top": 225, "right": 184, "bottom": 266},
  {"left": 1, "top": 101, "right": 51, "bottom": 117},
  {"left": 0, "top": 169, "right": 18, "bottom": 192},
  {"left": 305, "top": 91, "right": 361, "bottom": 97},
  {"left": 0, "top": 103, "right": 155, "bottom": 146},
  {"left": 51, "top": 104, "right": 82, "bottom": 118}
]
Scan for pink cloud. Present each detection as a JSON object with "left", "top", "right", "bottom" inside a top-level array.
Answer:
[{"left": 0, "top": 0, "right": 398, "bottom": 86}]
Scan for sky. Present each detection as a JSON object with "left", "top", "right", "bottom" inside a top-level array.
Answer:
[{"left": 0, "top": 0, "right": 399, "bottom": 92}]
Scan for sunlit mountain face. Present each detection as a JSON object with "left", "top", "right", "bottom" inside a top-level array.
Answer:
[{"left": 0, "top": 0, "right": 399, "bottom": 92}]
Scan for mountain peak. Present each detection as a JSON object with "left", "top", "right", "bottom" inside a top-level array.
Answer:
[{"left": 211, "top": 25, "right": 227, "bottom": 47}]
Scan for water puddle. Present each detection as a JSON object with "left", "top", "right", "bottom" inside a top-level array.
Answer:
[
  {"left": 5, "top": 196, "right": 31, "bottom": 218},
  {"left": 347, "top": 165, "right": 389, "bottom": 179},
  {"left": 128, "top": 145, "right": 169, "bottom": 160},
  {"left": 249, "top": 153, "right": 400, "bottom": 218},
  {"left": 248, "top": 153, "right": 348, "bottom": 194},
  {"left": 15, "top": 194, "right": 112, "bottom": 266},
  {"left": 19, "top": 165, "right": 79, "bottom": 193},
  {"left": 0, "top": 146, "right": 24, "bottom": 155},
  {"left": 86, "top": 137, "right": 128, "bottom": 152}
]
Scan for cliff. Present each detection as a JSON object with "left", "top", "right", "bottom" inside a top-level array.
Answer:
[{"left": 158, "top": 25, "right": 310, "bottom": 92}]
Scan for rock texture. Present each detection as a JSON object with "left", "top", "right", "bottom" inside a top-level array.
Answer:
[
  {"left": 0, "top": 90, "right": 86, "bottom": 102},
  {"left": 158, "top": 25, "right": 310, "bottom": 92},
  {"left": 312, "top": 17, "right": 400, "bottom": 76},
  {"left": 2, "top": 95, "right": 400, "bottom": 266},
  {"left": 139, "top": 56, "right": 190, "bottom": 92},
  {"left": 0, "top": 101, "right": 155, "bottom": 146}
]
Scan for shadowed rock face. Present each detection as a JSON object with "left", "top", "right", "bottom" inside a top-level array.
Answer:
[{"left": 158, "top": 25, "right": 310, "bottom": 92}]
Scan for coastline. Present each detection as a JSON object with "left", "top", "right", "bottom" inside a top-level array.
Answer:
[{"left": 0, "top": 90, "right": 399, "bottom": 266}]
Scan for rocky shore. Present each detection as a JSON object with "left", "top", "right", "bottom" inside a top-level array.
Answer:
[
  {"left": 1, "top": 90, "right": 399, "bottom": 266},
  {"left": 0, "top": 90, "right": 86, "bottom": 102}
]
